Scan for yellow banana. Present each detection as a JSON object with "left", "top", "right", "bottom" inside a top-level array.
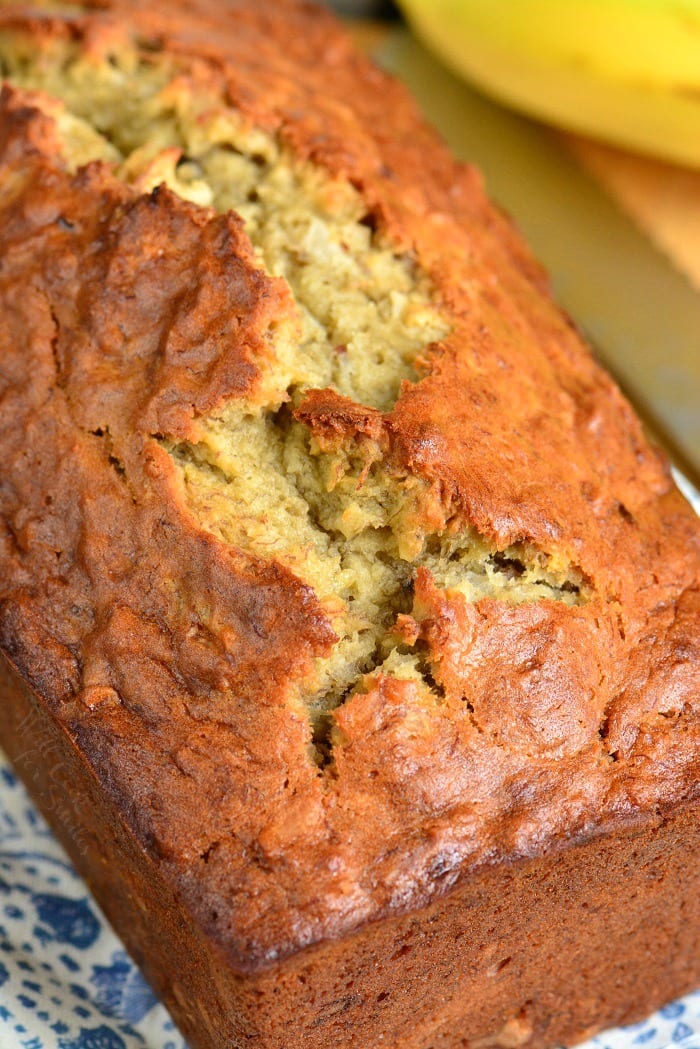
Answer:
[{"left": 397, "top": 0, "right": 700, "bottom": 168}]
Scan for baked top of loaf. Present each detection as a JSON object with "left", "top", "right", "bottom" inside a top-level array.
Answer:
[{"left": 0, "top": 0, "right": 697, "bottom": 972}]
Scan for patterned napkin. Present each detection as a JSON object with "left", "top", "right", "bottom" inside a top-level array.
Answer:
[
  {"left": 0, "top": 476, "right": 698, "bottom": 1048},
  {"left": 0, "top": 758, "right": 186, "bottom": 1049}
]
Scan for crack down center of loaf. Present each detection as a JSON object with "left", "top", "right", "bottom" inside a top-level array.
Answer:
[{"left": 0, "top": 30, "right": 589, "bottom": 766}]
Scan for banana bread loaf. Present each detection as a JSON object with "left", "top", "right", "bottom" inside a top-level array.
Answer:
[{"left": 0, "top": 2, "right": 697, "bottom": 1046}]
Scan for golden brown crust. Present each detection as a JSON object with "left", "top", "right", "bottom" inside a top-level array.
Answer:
[
  {"left": 0, "top": 0, "right": 697, "bottom": 1008},
  {"left": 2, "top": 649, "right": 699, "bottom": 1049}
]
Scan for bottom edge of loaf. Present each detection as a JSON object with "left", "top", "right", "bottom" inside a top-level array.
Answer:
[{"left": 1, "top": 648, "right": 698, "bottom": 1049}]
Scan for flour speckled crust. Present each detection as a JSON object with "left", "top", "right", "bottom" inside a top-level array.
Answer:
[{"left": 0, "top": 2, "right": 697, "bottom": 1047}]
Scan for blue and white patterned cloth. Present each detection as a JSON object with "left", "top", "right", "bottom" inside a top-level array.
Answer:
[
  {"left": 0, "top": 476, "right": 698, "bottom": 1049},
  {"left": 0, "top": 759, "right": 186, "bottom": 1049}
]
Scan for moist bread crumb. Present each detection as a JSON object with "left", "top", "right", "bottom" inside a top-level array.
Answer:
[{"left": 0, "top": 2, "right": 697, "bottom": 1047}]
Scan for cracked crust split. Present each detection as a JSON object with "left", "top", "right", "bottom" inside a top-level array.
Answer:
[{"left": 0, "top": 27, "right": 596, "bottom": 767}]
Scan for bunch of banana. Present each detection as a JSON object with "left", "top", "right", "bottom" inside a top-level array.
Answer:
[{"left": 397, "top": 0, "right": 700, "bottom": 168}]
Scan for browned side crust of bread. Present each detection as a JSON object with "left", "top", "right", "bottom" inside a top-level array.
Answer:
[
  {"left": 0, "top": 0, "right": 697, "bottom": 1046},
  {"left": 2, "top": 651, "right": 698, "bottom": 1048}
]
